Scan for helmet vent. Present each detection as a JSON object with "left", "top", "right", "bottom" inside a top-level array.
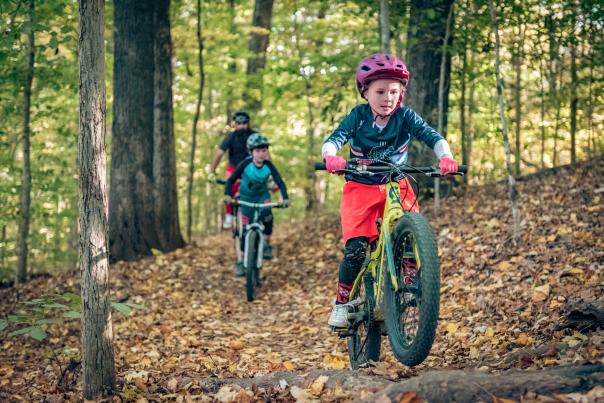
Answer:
[{"left": 361, "top": 65, "right": 371, "bottom": 71}]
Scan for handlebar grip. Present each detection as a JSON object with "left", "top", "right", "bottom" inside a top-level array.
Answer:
[
  {"left": 314, "top": 162, "right": 326, "bottom": 171},
  {"left": 457, "top": 165, "right": 468, "bottom": 174}
]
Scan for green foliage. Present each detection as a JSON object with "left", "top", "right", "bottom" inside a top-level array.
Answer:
[
  {"left": 1, "top": 292, "right": 145, "bottom": 341},
  {"left": 0, "top": 0, "right": 603, "bottom": 275}
]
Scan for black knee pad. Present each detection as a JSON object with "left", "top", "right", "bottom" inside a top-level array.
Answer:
[{"left": 343, "top": 237, "right": 369, "bottom": 270}]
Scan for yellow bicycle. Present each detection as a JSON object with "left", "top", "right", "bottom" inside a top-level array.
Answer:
[{"left": 316, "top": 159, "right": 466, "bottom": 368}]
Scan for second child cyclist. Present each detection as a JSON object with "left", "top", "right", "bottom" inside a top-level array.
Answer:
[
  {"left": 322, "top": 53, "right": 459, "bottom": 329},
  {"left": 224, "top": 133, "right": 289, "bottom": 277}
]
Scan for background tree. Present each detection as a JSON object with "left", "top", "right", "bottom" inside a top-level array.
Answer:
[
  {"left": 78, "top": 0, "right": 115, "bottom": 398},
  {"left": 153, "top": 0, "right": 185, "bottom": 251},
  {"left": 244, "top": 0, "right": 274, "bottom": 113},
  {"left": 109, "top": 0, "right": 157, "bottom": 262},
  {"left": 186, "top": 0, "right": 205, "bottom": 240},
  {"left": 405, "top": 0, "right": 454, "bottom": 174},
  {"left": 16, "top": 0, "right": 34, "bottom": 284},
  {"left": 490, "top": 0, "right": 521, "bottom": 241}
]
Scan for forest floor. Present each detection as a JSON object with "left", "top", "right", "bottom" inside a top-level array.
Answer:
[{"left": 1, "top": 158, "right": 603, "bottom": 402}]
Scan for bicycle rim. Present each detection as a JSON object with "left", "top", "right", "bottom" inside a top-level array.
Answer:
[{"left": 385, "top": 212, "right": 440, "bottom": 366}]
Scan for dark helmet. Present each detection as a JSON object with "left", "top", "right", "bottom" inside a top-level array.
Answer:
[
  {"left": 246, "top": 133, "right": 270, "bottom": 150},
  {"left": 355, "top": 53, "right": 410, "bottom": 98},
  {"left": 233, "top": 111, "right": 250, "bottom": 124}
]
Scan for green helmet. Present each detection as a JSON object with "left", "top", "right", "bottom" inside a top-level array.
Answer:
[{"left": 246, "top": 133, "right": 270, "bottom": 151}]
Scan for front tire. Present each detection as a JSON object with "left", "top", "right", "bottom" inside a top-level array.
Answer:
[
  {"left": 245, "top": 231, "right": 259, "bottom": 302},
  {"left": 384, "top": 213, "right": 440, "bottom": 366}
]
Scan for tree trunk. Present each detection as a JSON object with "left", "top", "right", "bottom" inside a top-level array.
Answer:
[
  {"left": 187, "top": 0, "right": 205, "bottom": 241},
  {"left": 546, "top": 14, "right": 560, "bottom": 168},
  {"left": 244, "top": 0, "right": 274, "bottom": 113},
  {"left": 489, "top": 0, "right": 521, "bottom": 242},
  {"left": 434, "top": 2, "right": 454, "bottom": 214},
  {"left": 513, "top": 23, "right": 525, "bottom": 176},
  {"left": 109, "top": 0, "right": 156, "bottom": 262},
  {"left": 379, "top": 0, "right": 390, "bottom": 52},
  {"left": 292, "top": 4, "right": 317, "bottom": 212},
  {"left": 405, "top": 0, "right": 453, "bottom": 173},
  {"left": 16, "top": 0, "right": 34, "bottom": 285},
  {"left": 154, "top": 0, "right": 185, "bottom": 251},
  {"left": 390, "top": 1, "right": 406, "bottom": 59},
  {"left": 78, "top": 0, "right": 115, "bottom": 398},
  {"left": 539, "top": 48, "right": 547, "bottom": 169},
  {"left": 460, "top": 45, "right": 468, "bottom": 187},
  {"left": 569, "top": 37, "right": 577, "bottom": 164}
]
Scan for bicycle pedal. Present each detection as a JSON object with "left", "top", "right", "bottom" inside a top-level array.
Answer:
[{"left": 337, "top": 330, "right": 355, "bottom": 338}]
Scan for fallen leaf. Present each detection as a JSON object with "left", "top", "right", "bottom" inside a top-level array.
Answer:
[
  {"left": 531, "top": 284, "right": 550, "bottom": 303},
  {"left": 446, "top": 322, "right": 459, "bottom": 334},
  {"left": 167, "top": 377, "right": 178, "bottom": 393},
  {"left": 322, "top": 354, "right": 347, "bottom": 370},
  {"left": 309, "top": 375, "right": 329, "bottom": 395}
]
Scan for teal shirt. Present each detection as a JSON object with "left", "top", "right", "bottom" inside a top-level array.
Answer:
[{"left": 224, "top": 157, "right": 289, "bottom": 202}]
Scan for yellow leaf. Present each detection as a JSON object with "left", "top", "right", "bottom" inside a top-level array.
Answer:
[
  {"left": 485, "top": 327, "right": 494, "bottom": 338},
  {"left": 230, "top": 339, "right": 245, "bottom": 350},
  {"left": 309, "top": 375, "right": 329, "bottom": 395},
  {"left": 322, "top": 354, "right": 347, "bottom": 370},
  {"left": 516, "top": 333, "right": 531, "bottom": 345},
  {"left": 546, "top": 234, "right": 557, "bottom": 242},
  {"left": 446, "top": 322, "right": 458, "bottom": 334},
  {"left": 486, "top": 218, "right": 500, "bottom": 229},
  {"left": 496, "top": 261, "right": 512, "bottom": 271},
  {"left": 283, "top": 361, "right": 295, "bottom": 371},
  {"left": 531, "top": 284, "right": 550, "bottom": 303}
]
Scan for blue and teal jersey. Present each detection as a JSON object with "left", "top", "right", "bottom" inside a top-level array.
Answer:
[
  {"left": 224, "top": 157, "right": 288, "bottom": 202},
  {"left": 322, "top": 104, "right": 445, "bottom": 184}
]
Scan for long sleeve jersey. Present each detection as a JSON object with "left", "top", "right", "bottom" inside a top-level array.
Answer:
[
  {"left": 225, "top": 157, "right": 289, "bottom": 201},
  {"left": 321, "top": 104, "right": 452, "bottom": 185}
]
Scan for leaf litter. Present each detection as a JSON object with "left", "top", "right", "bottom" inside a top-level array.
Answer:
[{"left": 1, "top": 159, "right": 602, "bottom": 401}]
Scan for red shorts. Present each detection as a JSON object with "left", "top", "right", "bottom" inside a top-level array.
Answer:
[
  {"left": 225, "top": 164, "right": 241, "bottom": 215},
  {"left": 340, "top": 178, "right": 419, "bottom": 243}
]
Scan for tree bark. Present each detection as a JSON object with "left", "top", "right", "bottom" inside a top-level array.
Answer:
[
  {"left": 245, "top": 0, "right": 274, "bottom": 113},
  {"left": 489, "top": 0, "right": 521, "bottom": 242},
  {"left": 292, "top": 4, "right": 317, "bottom": 212},
  {"left": 154, "top": 0, "right": 185, "bottom": 251},
  {"left": 369, "top": 364, "right": 604, "bottom": 402},
  {"left": 78, "top": 0, "right": 115, "bottom": 398},
  {"left": 434, "top": 1, "right": 454, "bottom": 214},
  {"left": 109, "top": 0, "right": 157, "bottom": 262},
  {"left": 187, "top": 0, "right": 205, "bottom": 241},
  {"left": 569, "top": 36, "right": 577, "bottom": 164},
  {"left": 513, "top": 22, "right": 525, "bottom": 176},
  {"left": 405, "top": 0, "right": 453, "bottom": 173},
  {"left": 16, "top": 0, "right": 34, "bottom": 285},
  {"left": 460, "top": 45, "right": 468, "bottom": 187},
  {"left": 379, "top": 0, "right": 390, "bottom": 52}
]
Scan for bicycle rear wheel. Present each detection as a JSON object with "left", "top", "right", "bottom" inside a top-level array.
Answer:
[
  {"left": 384, "top": 212, "right": 440, "bottom": 366},
  {"left": 245, "top": 231, "right": 259, "bottom": 302},
  {"left": 347, "top": 275, "right": 381, "bottom": 369}
]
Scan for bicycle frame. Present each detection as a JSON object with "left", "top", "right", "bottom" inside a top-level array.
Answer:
[
  {"left": 236, "top": 200, "right": 282, "bottom": 270},
  {"left": 349, "top": 180, "right": 412, "bottom": 316}
]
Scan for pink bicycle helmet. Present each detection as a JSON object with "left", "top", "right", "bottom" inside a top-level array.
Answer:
[{"left": 355, "top": 53, "right": 410, "bottom": 98}]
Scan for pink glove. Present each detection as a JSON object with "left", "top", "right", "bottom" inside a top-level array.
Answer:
[
  {"left": 439, "top": 157, "right": 458, "bottom": 175},
  {"left": 324, "top": 155, "right": 346, "bottom": 173}
]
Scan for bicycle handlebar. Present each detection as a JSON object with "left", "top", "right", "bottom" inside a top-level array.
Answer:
[
  {"left": 230, "top": 200, "right": 287, "bottom": 209},
  {"left": 314, "top": 159, "right": 468, "bottom": 177}
]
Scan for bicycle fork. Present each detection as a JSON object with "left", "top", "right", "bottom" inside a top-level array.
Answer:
[{"left": 243, "top": 224, "right": 264, "bottom": 269}]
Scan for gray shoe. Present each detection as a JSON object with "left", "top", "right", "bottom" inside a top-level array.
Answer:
[
  {"left": 328, "top": 303, "right": 351, "bottom": 328},
  {"left": 234, "top": 262, "right": 245, "bottom": 277},
  {"left": 263, "top": 244, "right": 273, "bottom": 260}
]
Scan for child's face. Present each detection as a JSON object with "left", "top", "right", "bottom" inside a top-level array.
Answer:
[
  {"left": 251, "top": 147, "right": 269, "bottom": 163},
  {"left": 364, "top": 79, "right": 404, "bottom": 116}
]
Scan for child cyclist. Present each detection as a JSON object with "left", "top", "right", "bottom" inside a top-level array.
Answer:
[
  {"left": 322, "top": 53, "right": 459, "bottom": 328},
  {"left": 224, "top": 133, "right": 289, "bottom": 276}
]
